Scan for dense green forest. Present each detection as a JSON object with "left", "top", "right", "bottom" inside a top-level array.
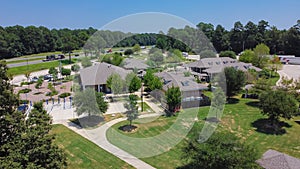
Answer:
[{"left": 0, "top": 20, "right": 299, "bottom": 59}]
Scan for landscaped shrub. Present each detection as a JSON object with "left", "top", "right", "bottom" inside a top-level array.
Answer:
[
  {"left": 18, "top": 88, "right": 32, "bottom": 94},
  {"left": 20, "top": 81, "right": 34, "bottom": 86},
  {"left": 46, "top": 90, "right": 59, "bottom": 96},
  {"left": 20, "top": 100, "right": 29, "bottom": 104},
  {"left": 59, "top": 92, "right": 71, "bottom": 98}
]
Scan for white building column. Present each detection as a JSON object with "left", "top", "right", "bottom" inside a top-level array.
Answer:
[{"left": 97, "top": 84, "right": 101, "bottom": 92}]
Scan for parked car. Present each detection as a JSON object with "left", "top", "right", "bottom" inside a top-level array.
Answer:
[
  {"left": 30, "top": 76, "right": 39, "bottom": 82},
  {"left": 57, "top": 54, "right": 65, "bottom": 59},
  {"left": 44, "top": 74, "right": 53, "bottom": 80}
]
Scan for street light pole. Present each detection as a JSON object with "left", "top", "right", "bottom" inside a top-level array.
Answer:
[{"left": 141, "top": 83, "right": 144, "bottom": 112}]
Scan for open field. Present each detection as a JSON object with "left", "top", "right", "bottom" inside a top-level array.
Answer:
[
  {"left": 8, "top": 59, "right": 77, "bottom": 76},
  {"left": 51, "top": 124, "right": 133, "bottom": 169},
  {"left": 107, "top": 96, "right": 300, "bottom": 169},
  {"left": 6, "top": 50, "right": 82, "bottom": 60}
]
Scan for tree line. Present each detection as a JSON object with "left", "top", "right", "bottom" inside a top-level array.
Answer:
[
  {"left": 1, "top": 19, "right": 299, "bottom": 59},
  {"left": 197, "top": 20, "right": 300, "bottom": 56}
]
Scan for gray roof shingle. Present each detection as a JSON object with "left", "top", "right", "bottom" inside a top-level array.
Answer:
[
  {"left": 155, "top": 71, "right": 208, "bottom": 92},
  {"left": 256, "top": 149, "right": 300, "bottom": 169},
  {"left": 80, "top": 62, "right": 131, "bottom": 86},
  {"left": 185, "top": 57, "right": 262, "bottom": 73},
  {"left": 123, "top": 58, "right": 149, "bottom": 70}
]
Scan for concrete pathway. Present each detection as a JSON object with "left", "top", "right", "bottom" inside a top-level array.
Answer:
[
  {"left": 62, "top": 113, "right": 160, "bottom": 169},
  {"left": 48, "top": 96, "right": 164, "bottom": 169}
]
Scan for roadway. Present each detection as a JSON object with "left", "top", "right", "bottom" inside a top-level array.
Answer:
[{"left": 7, "top": 60, "right": 44, "bottom": 68}]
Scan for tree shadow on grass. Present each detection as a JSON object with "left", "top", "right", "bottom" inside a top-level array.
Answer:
[
  {"left": 70, "top": 115, "right": 104, "bottom": 128},
  {"left": 251, "top": 118, "right": 292, "bottom": 135},
  {"left": 118, "top": 125, "right": 137, "bottom": 132},
  {"left": 204, "top": 117, "right": 220, "bottom": 123},
  {"left": 245, "top": 101, "right": 260, "bottom": 108},
  {"left": 227, "top": 98, "right": 239, "bottom": 104}
]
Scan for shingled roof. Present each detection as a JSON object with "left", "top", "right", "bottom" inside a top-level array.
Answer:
[
  {"left": 80, "top": 62, "right": 131, "bottom": 86},
  {"left": 256, "top": 149, "right": 300, "bottom": 169},
  {"left": 123, "top": 58, "right": 149, "bottom": 70},
  {"left": 185, "top": 57, "right": 262, "bottom": 73},
  {"left": 155, "top": 71, "right": 208, "bottom": 92}
]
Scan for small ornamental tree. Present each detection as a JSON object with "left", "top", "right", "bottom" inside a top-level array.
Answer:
[
  {"left": 125, "top": 73, "right": 142, "bottom": 93},
  {"left": 165, "top": 86, "right": 181, "bottom": 115},
  {"left": 106, "top": 73, "right": 125, "bottom": 95},
  {"left": 95, "top": 92, "right": 108, "bottom": 114},
  {"left": 124, "top": 94, "right": 139, "bottom": 127},
  {"left": 35, "top": 78, "right": 43, "bottom": 91},
  {"left": 61, "top": 68, "right": 71, "bottom": 77},
  {"left": 71, "top": 64, "right": 80, "bottom": 72},
  {"left": 73, "top": 88, "right": 107, "bottom": 117},
  {"left": 48, "top": 67, "right": 58, "bottom": 82}
]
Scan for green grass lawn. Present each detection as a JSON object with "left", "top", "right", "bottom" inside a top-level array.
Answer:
[
  {"left": 11, "top": 50, "right": 82, "bottom": 59},
  {"left": 108, "top": 115, "right": 177, "bottom": 138},
  {"left": 8, "top": 59, "right": 77, "bottom": 76},
  {"left": 107, "top": 97, "right": 300, "bottom": 169},
  {"left": 51, "top": 124, "right": 133, "bottom": 169},
  {"left": 265, "top": 72, "right": 280, "bottom": 86}
]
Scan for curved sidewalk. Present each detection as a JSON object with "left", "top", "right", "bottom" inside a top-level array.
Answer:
[
  {"left": 60, "top": 99, "right": 164, "bottom": 169},
  {"left": 62, "top": 113, "right": 160, "bottom": 169}
]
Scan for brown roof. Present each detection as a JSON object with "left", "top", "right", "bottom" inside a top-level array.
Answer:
[{"left": 256, "top": 149, "right": 300, "bottom": 169}]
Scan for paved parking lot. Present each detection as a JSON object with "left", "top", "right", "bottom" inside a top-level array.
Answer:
[
  {"left": 15, "top": 81, "right": 72, "bottom": 102},
  {"left": 279, "top": 65, "right": 300, "bottom": 80},
  {"left": 106, "top": 102, "right": 127, "bottom": 114}
]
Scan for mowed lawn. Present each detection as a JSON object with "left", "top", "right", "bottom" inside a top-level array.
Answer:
[
  {"left": 51, "top": 124, "right": 133, "bottom": 169},
  {"left": 8, "top": 59, "right": 77, "bottom": 75},
  {"left": 107, "top": 97, "right": 300, "bottom": 169}
]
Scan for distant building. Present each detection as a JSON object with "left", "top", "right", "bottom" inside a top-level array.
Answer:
[
  {"left": 122, "top": 58, "right": 149, "bottom": 78},
  {"left": 79, "top": 62, "right": 131, "bottom": 93},
  {"left": 186, "top": 55, "right": 200, "bottom": 61},
  {"left": 184, "top": 57, "right": 261, "bottom": 81},
  {"left": 122, "top": 58, "right": 149, "bottom": 71},
  {"left": 256, "top": 149, "right": 300, "bottom": 169},
  {"left": 155, "top": 71, "right": 209, "bottom": 109}
]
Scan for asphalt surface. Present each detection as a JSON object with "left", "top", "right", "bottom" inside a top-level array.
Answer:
[
  {"left": 5, "top": 55, "right": 45, "bottom": 61},
  {"left": 7, "top": 60, "right": 44, "bottom": 68}
]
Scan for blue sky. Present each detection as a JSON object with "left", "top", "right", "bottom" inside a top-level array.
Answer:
[{"left": 1, "top": 0, "right": 299, "bottom": 30}]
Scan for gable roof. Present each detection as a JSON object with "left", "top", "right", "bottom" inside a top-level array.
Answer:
[
  {"left": 80, "top": 62, "right": 131, "bottom": 86},
  {"left": 256, "top": 149, "right": 300, "bottom": 169},
  {"left": 185, "top": 57, "right": 262, "bottom": 73},
  {"left": 123, "top": 58, "right": 149, "bottom": 70}
]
